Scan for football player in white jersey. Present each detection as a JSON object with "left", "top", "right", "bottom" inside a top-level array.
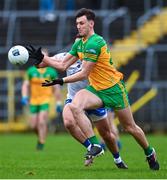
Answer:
[{"left": 53, "top": 52, "right": 127, "bottom": 168}]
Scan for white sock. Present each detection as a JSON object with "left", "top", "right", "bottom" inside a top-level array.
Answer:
[
  {"left": 87, "top": 144, "right": 92, "bottom": 151},
  {"left": 114, "top": 157, "right": 122, "bottom": 164}
]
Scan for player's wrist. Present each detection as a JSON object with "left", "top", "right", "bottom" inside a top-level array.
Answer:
[
  {"left": 62, "top": 78, "right": 65, "bottom": 83},
  {"left": 56, "top": 78, "right": 64, "bottom": 85}
]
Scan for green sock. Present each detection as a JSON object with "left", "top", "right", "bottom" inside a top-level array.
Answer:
[
  {"left": 144, "top": 146, "right": 153, "bottom": 156},
  {"left": 89, "top": 136, "right": 100, "bottom": 144},
  {"left": 36, "top": 141, "right": 44, "bottom": 150}
]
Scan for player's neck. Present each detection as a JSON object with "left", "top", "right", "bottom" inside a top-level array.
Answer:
[
  {"left": 83, "top": 31, "right": 95, "bottom": 41},
  {"left": 38, "top": 68, "right": 46, "bottom": 74}
]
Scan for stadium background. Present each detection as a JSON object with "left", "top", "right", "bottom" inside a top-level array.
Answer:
[{"left": 0, "top": 0, "right": 167, "bottom": 133}]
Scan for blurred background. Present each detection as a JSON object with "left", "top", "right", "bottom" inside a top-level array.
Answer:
[{"left": 0, "top": 0, "right": 167, "bottom": 133}]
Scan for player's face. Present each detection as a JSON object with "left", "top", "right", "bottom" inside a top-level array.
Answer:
[{"left": 76, "top": 15, "right": 93, "bottom": 38}]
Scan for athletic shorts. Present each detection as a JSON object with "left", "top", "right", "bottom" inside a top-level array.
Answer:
[
  {"left": 30, "top": 103, "right": 49, "bottom": 114},
  {"left": 86, "top": 80, "right": 129, "bottom": 110},
  {"left": 65, "top": 99, "right": 107, "bottom": 122}
]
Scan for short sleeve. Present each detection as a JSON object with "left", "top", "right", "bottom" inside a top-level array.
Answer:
[{"left": 69, "top": 40, "right": 80, "bottom": 57}]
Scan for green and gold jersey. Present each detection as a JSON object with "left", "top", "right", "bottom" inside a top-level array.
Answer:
[
  {"left": 25, "top": 66, "right": 58, "bottom": 105},
  {"left": 69, "top": 33, "right": 123, "bottom": 90}
]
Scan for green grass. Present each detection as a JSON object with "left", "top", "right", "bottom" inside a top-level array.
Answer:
[{"left": 0, "top": 133, "right": 166, "bottom": 179}]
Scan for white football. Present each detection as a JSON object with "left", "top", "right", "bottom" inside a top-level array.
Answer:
[{"left": 8, "top": 45, "right": 29, "bottom": 65}]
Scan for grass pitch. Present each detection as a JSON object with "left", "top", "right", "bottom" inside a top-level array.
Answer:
[{"left": 0, "top": 133, "right": 166, "bottom": 179}]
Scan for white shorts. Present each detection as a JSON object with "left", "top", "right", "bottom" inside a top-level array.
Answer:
[{"left": 65, "top": 98, "right": 107, "bottom": 122}]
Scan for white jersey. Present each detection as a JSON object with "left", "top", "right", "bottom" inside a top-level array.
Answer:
[{"left": 54, "top": 53, "right": 88, "bottom": 99}]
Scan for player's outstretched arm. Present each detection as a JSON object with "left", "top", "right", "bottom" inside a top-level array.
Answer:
[
  {"left": 41, "top": 60, "right": 95, "bottom": 87},
  {"left": 27, "top": 45, "right": 78, "bottom": 71},
  {"left": 43, "top": 53, "right": 78, "bottom": 71}
]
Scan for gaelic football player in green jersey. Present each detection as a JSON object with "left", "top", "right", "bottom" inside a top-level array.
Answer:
[
  {"left": 21, "top": 49, "right": 62, "bottom": 150},
  {"left": 27, "top": 8, "right": 159, "bottom": 170}
]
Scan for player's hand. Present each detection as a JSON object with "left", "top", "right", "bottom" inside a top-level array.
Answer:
[
  {"left": 21, "top": 96, "right": 29, "bottom": 106},
  {"left": 26, "top": 45, "right": 44, "bottom": 65},
  {"left": 42, "top": 79, "right": 64, "bottom": 86}
]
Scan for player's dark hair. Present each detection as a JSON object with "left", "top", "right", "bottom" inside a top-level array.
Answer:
[{"left": 75, "top": 8, "right": 95, "bottom": 21}]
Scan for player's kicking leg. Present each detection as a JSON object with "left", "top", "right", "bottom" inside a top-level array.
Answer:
[{"left": 63, "top": 101, "right": 104, "bottom": 166}]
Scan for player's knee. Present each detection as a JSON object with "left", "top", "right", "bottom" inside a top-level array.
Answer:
[
  {"left": 38, "top": 120, "right": 46, "bottom": 128},
  {"left": 63, "top": 117, "right": 76, "bottom": 130},
  {"left": 68, "top": 103, "right": 82, "bottom": 114}
]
